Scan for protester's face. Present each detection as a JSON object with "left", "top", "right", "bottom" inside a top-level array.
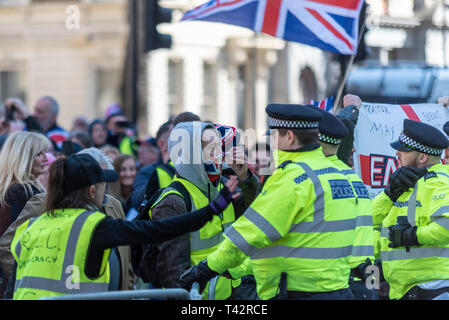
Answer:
[
  {"left": 138, "top": 144, "right": 160, "bottom": 167},
  {"left": 33, "top": 98, "right": 55, "bottom": 131},
  {"left": 157, "top": 127, "right": 174, "bottom": 156},
  {"left": 91, "top": 123, "right": 107, "bottom": 147},
  {"left": 72, "top": 118, "right": 88, "bottom": 132},
  {"left": 202, "top": 129, "right": 223, "bottom": 165},
  {"left": 249, "top": 149, "right": 271, "bottom": 177},
  {"left": 396, "top": 150, "right": 420, "bottom": 168},
  {"left": 120, "top": 158, "right": 137, "bottom": 187},
  {"left": 32, "top": 151, "right": 48, "bottom": 177},
  {"left": 109, "top": 115, "right": 128, "bottom": 134}
]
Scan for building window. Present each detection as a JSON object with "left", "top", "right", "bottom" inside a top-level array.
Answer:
[
  {"left": 168, "top": 58, "right": 183, "bottom": 117},
  {"left": 201, "top": 62, "right": 216, "bottom": 122},
  {"left": 0, "top": 71, "right": 25, "bottom": 103}
]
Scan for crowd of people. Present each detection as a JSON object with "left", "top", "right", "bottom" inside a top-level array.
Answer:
[
  {"left": 1, "top": 93, "right": 449, "bottom": 301},
  {"left": 0, "top": 95, "right": 275, "bottom": 300}
]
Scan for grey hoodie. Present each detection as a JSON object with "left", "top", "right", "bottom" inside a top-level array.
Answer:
[{"left": 168, "top": 121, "right": 220, "bottom": 200}]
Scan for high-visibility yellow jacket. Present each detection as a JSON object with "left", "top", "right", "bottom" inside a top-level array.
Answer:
[
  {"left": 155, "top": 161, "right": 176, "bottom": 189},
  {"left": 327, "top": 155, "right": 374, "bottom": 269},
  {"left": 208, "top": 144, "right": 358, "bottom": 300},
  {"left": 373, "top": 163, "right": 449, "bottom": 299},
  {"left": 150, "top": 176, "right": 241, "bottom": 300},
  {"left": 11, "top": 209, "right": 110, "bottom": 300}
]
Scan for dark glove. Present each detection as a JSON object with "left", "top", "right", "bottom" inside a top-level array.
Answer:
[
  {"left": 388, "top": 216, "right": 420, "bottom": 252},
  {"left": 208, "top": 183, "right": 235, "bottom": 215},
  {"left": 350, "top": 258, "right": 372, "bottom": 282},
  {"left": 179, "top": 260, "right": 219, "bottom": 292},
  {"left": 384, "top": 166, "right": 427, "bottom": 202}
]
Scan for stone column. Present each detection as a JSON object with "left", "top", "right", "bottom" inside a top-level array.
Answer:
[
  {"left": 182, "top": 54, "right": 203, "bottom": 117},
  {"left": 147, "top": 51, "right": 169, "bottom": 136}
]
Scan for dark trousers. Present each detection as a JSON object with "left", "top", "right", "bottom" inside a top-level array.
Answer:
[
  {"left": 349, "top": 280, "right": 379, "bottom": 300},
  {"left": 272, "top": 287, "right": 355, "bottom": 300},
  {"left": 401, "top": 285, "right": 449, "bottom": 300}
]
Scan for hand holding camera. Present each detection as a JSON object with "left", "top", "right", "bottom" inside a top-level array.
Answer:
[{"left": 4, "top": 98, "right": 30, "bottom": 121}]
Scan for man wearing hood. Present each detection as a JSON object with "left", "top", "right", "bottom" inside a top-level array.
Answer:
[{"left": 150, "top": 121, "right": 259, "bottom": 300}]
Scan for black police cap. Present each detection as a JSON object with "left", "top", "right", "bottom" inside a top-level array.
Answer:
[
  {"left": 391, "top": 119, "right": 449, "bottom": 155},
  {"left": 64, "top": 153, "right": 118, "bottom": 191},
  {"left": 266, "top": 104, "right": 322, "bottom": 129},
  {"left": 305, "top": 106, "right": 348, "bottom": 145}
]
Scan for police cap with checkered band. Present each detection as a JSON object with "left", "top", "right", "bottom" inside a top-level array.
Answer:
[
  {"left": 266, "top": 104, "right": 322, "bottom": 130},
  {"left": 305, "top": 105, "right": 348, "bottom": 145},
  {"left": 391, "top": 119, "right": 449, "bottom": 156}
]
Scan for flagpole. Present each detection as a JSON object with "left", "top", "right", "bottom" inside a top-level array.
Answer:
[{"left": 331, "top": 13, "right": 367, "bottom": 114}]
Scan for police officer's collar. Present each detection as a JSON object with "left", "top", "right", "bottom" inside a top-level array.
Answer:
[{"left": 282, "top": 142, "right": 321, "bottom": 153}]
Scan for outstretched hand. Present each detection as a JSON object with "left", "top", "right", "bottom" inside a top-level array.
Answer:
[
  {"left": 224, "top": 175, "right": 241, "bottom": 200},
  {"left": 209, "top": 175, "right": 241, "bottom": 215}
]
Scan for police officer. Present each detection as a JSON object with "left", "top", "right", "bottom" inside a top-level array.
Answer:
[
  {"left": 180, "top": 104, "right": 360, "bottom": 300},
  {"left": 373, "top": 119, "right": 449, "bottom": 300},
  {"left": 311, "top": 106, "right": 377, "bottom": 300}
]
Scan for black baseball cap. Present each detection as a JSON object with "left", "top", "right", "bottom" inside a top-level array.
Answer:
[{"left": 64, "top": 153, "right": 118, "bottom": 191}]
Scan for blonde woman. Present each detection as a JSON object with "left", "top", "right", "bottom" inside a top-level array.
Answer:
[{"left": 0, "top": 131, "right": 50, "bottom": 237}]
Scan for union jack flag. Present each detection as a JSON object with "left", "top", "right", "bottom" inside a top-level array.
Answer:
[
  {"left": 181, "top": 0, "right": 364, "bottom": 55},
  {"left": 307, "top": 96, "right": 334, "bottom": 113}
]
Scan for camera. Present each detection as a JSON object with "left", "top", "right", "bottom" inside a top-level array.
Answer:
[{"left": 116, "top": 120, "right": 131, "bottom": 128}]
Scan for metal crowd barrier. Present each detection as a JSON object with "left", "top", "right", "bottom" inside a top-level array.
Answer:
[{"left": 40, "top": 283, "right": 202, "bottom": 300}]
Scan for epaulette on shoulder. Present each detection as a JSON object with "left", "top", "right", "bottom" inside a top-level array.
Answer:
[
  {"left": 278, "top": 160, "right": 292, "bottom": 170},
  {"left": 424, "top": 171, "right": 437, "bottom": 181}
]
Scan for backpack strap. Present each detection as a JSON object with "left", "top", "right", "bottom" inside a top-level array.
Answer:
[
  {"left": 169, "top": 180, "right": 192, "bottom": 212},
  {"left": 159, "top": 163, "right": 177, "bottom": 177},
  {"left": 144, "top": 163, "right": 176, "bottom": 199}
]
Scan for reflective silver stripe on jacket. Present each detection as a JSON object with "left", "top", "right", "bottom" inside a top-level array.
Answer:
[
  {"left": 244, "top": 207, "right": 282, "bottom": 242},
  {"left": 188, "top": 191, "right": 234, "bottom": 251},
  {"left": 380, "top": 227, "right": 389, "bottom": 238},
  {"left": 290, "top": 162, "right": 356, "bottom": 233},
  {"left": 436, "top": 171, "right": 449, "bottom": 180},
  {"left": 407, "top": 185, "right": 419, "bottom": 226},
  {"left": 190, "top": 222, "right": 233, "bottom": 251},
  {"left": 227, "top": 162, "right": 357, "bottom": 259},
  {"left": 251, "top": 245, "right": 353, "bottom": 260},
  {"left": 15, "top": 211, "right": 108, "bottom": 294},
  {"left": 224, "top": 205, "right": 283, "bottom": 255},
  {"left": 15, "top": 217, "right": 38, "bottom": 259},
  {"left": 225, "top": 226, "right": 259, "bottom": 257},
  {"left": 381, "top": 247, "right": 449, "bottom": 261},
  {"left": 15, "top": 276, "right": 109, "bottom": 294},
  {"left": 430, "top": 205, "right": 449, "bottom": 231},
  {"left": 381, "top": 182, "right": 449, "bottom": 261},
  {"left": 352, "top": 245, "right": 374, "bottom": 257},
  {"left": 356, "top": 215, "right": 373, "bottom": 227},
  {"left": 208, "top": 275, "right": 219, "bottom": 300}
]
